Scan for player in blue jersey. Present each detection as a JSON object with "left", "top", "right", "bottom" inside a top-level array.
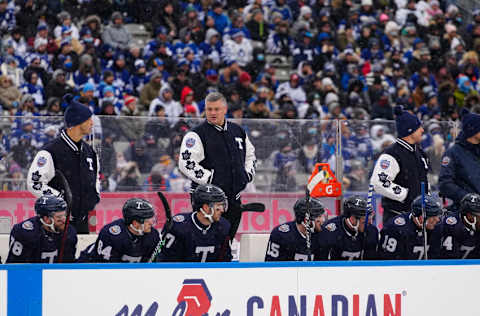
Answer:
[
  {"left": 315, "top": 196, "right": 378, "bottom": 260},
  {"left": 441, "top": 193, "right": 480, "bottom": 259},
  {"left": 6, "top": 194, "right": 77, "bottom": 263},
  {"left": 265, "top": 197, "right": 327, "bottom": 261},
  {"left": 379, "top": 195, "right": 443, "bottom": 260},
  {"left": 156, "top": 184, "right": 232, "bottom": 262},
  {"left": 78, "top": 198, "right": 159, "bottom": 263}
]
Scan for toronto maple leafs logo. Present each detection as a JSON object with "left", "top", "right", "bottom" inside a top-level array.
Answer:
[
  {"left": 182, "top": 150, "right": 192, "bottom": 161},
  {"left": 392, "top": 186, "right": 402, "bottom": 194},
  {"left": 31, "top": 171, "right": 41, "bottom": 182},
  {"left": 33, "top": 182, "right": 42, "bottom": 190},
  {"left": 382, "top": 180, "right": 391, "bottom": 188},
  {"left": 186, "top": 161, "right": 195, "bottom": 170},
  {"left": 42, "top": 189, "right": 53, "bottom": 195},
  {"left": 378, "top": 172, "right": 388, "bottom": 183},
  {"left": 194, "top": 169, "right": 204, "bottom": 179}
]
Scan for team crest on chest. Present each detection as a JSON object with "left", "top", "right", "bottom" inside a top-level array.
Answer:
[
  {"left": 325, "top": 223, "right": 336, "bottom": 231},
  {"left": 446, "top": 216, "right": 457, "bottom": 225},
  {"left": 394, "top": 217, "right": 406, "bottom": 226},
  {"left": 22, "top": 220, "right": 34, "bottom": 231},
  {"left": 278, "top": 223, "right": 290, "bottom": 233},
  {"left": 173, "top": 215, "right": 185, "bottom": 223},
  {"left": 109, "top": 225, "right": 121, "bottom": 235}
]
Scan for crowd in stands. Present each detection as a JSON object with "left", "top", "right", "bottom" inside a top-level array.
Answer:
[{"left": 0, "top": 0, "right": 477, "bottom": 192}]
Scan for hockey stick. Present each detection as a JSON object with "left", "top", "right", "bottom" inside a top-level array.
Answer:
[
  {"left": 240, "top": 202, "right": 265, "bottom": 213},
  {"left": 56, "top": 169, "right": 73, "bottom": 263},
  {"left": 148, "top": 191, "right": 173, "bottom": 263},
  {"left": 361, "top": 184, "right": 374, "bottom": 260},
  {"left": 421, "top": 182, "right": 428, "bottom": 260},
  {"left": 305, "top": 188, "right": 312, "bottom": 261}
]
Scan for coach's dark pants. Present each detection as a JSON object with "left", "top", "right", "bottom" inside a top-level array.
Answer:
[
  {"left": 223, "top": 198, "right": 242, "bottom": 240},
  {"left": 71, "top": 215, "right": 90, "bottom": 234}
]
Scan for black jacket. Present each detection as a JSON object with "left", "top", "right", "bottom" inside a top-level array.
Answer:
[
  {"left": 179, "top": 120, "right": 256, "bottom": 200},
  {"left": 27, "top": 129, "right": 100, "bottom": 219},
  {"left": 371, "top": 138, "right": 429, "bottom": 213}
]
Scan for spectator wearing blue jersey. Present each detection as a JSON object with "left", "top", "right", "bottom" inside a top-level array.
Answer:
[
  {"left": 73, "top": 54, "right": 101, "bottom": 88},
  {"left": 208, "top": 1, "right": 231, "bottom": 35},
  {"left": 21, "top": 72, "right": 44, "bottom": 108},
  {"left": 128, "top": 59, "right": 149, "bottom": 97},
  {"left": 109, "top": 52, "right": 131, "bottom": 92},
  {"left": 266, "top": 20, "right": 294, "bottom": 56},
  {"left": 200, "top": 28, "right": 222, "bottom": 66},
  {"left": 270, "top": 0, "right": 292, "bottom": 23},
  {"left": 0, "top": 0, "right": 15, "bottom": 35}
]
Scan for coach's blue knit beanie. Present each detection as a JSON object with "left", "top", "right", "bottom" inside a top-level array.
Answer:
[
  {"left": 461, "top": 108, "right": 480, "bottom": 139},
  {"left": 394, "top": 105, "right": 422, "bottom": 138},
  {"left": 64, "top": 94, "right": 92, "bottom": 128}
]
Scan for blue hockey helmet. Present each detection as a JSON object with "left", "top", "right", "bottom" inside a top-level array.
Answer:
[
  {"left": 294, "top": 197, "right": 325, "bottom": 224},
  {"left": 411, "top": 195, "right": 442, "bottom": 218},
  {"left": 460, "top": 193, "right": 480, "bottom": 215},
  {"left": 192, "top": 184, "right": 227, "bottom": 211},
  {"left": 343, "top": 195, "right": 369, "bottom": 218},
  {"left": 122, "top": 198, "right": 155, "bottom": 224},
  {"left": 35, "top": 195, "right": 67, "bottom": 217}
]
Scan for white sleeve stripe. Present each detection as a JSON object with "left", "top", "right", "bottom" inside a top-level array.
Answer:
[{"left": 245, "top": 135, "right": 256, "bottom": 176}]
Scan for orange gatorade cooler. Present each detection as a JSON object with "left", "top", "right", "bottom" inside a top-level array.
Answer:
[{"left": 307, "top": 163, "right": 342, "bottom": 198}]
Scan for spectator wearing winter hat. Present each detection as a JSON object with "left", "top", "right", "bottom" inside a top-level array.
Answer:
[
  {"left": 140, "top": 70, "right": 163, "bottom": 111},
  {"left": 55, "top": 26, "right": 84, "bottom": 55},
  {"left": 78, "top": 83, "right": 100, "bottom": 114},
  {"left": 20, "top": 71, "right": 44, "bottom": 108},
  {"left": 454, "top": 75, "right": 478, "bottom": 108},
  {"left": 149, "top": 85, "right": 183, "bottom": 122},
  {"left": 119, "top": 95, "right": 143, "bottom": 141},
  {"left": 0, "top": 75, "right": 21, "bottom": 113},
  {"left": 235, "top": 71, "right": 255, "bottom": 103},
  {"left": 222, "top": 29, "right": 253, "bottom": 68},
  {"left": 27, "top": 94, "right": 100, "bottom": 234},
  {"left": 52, "top": 37, "right": 80, "bottom": 74},
  {"left": 53, "top": 11, "right": 79, "bottom": 40},
  {"left": 266, "top": 20, "right": 294, "bottom": 56},
  {"left": 439, "top": 108, "right": 480, "bottom": 208},
  {"left": 128, "top": 59, "right": 150, "bottom": 97},
  {"left": 100, "top": 85, "right": 123, "bottom": 114},
  {"left": 102, "top": 11, "right": 132, "bottom": 51},
  {"left": 207, "top": 1, "right": 231, "bottom": 35},
  {"left": 108, "top": 52, "right": 131, "bottom": 92},
  {"left": 73, "top": 54, "right": 101, "bottom": 88},
  {"left": 275, "top": 73, "right": 306, "bottom": 109},
  {"left": 1, "top": 56, "right": 23, "bottom": 87},
  {"left": 45, "top": 69, "right": 74, "bottom": 104},
  {"left": 370, "top": 105, "right": 429, "bottom": 224}
]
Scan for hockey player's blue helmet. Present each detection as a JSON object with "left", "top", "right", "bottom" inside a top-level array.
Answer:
[
  {"left": 35, "top": 195, "right": 67, "bottom": 217},
  {"left": 294, "top": 197, "right": 325, "bottom": 224},
  {"left": 343, "top": 195, "right": 369, "bottom": 218},
  {"left": 460, "top": 193, "right": 480, "bottom": 215},
  {"left": 192, "top": 184, "right": 227, "bottom": 211},
  {"left": 411, "top": 195, "right": 442, "bottom": 218},
  {"left": 122, "top": 198, "right": 155, "bottom": 225}
]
